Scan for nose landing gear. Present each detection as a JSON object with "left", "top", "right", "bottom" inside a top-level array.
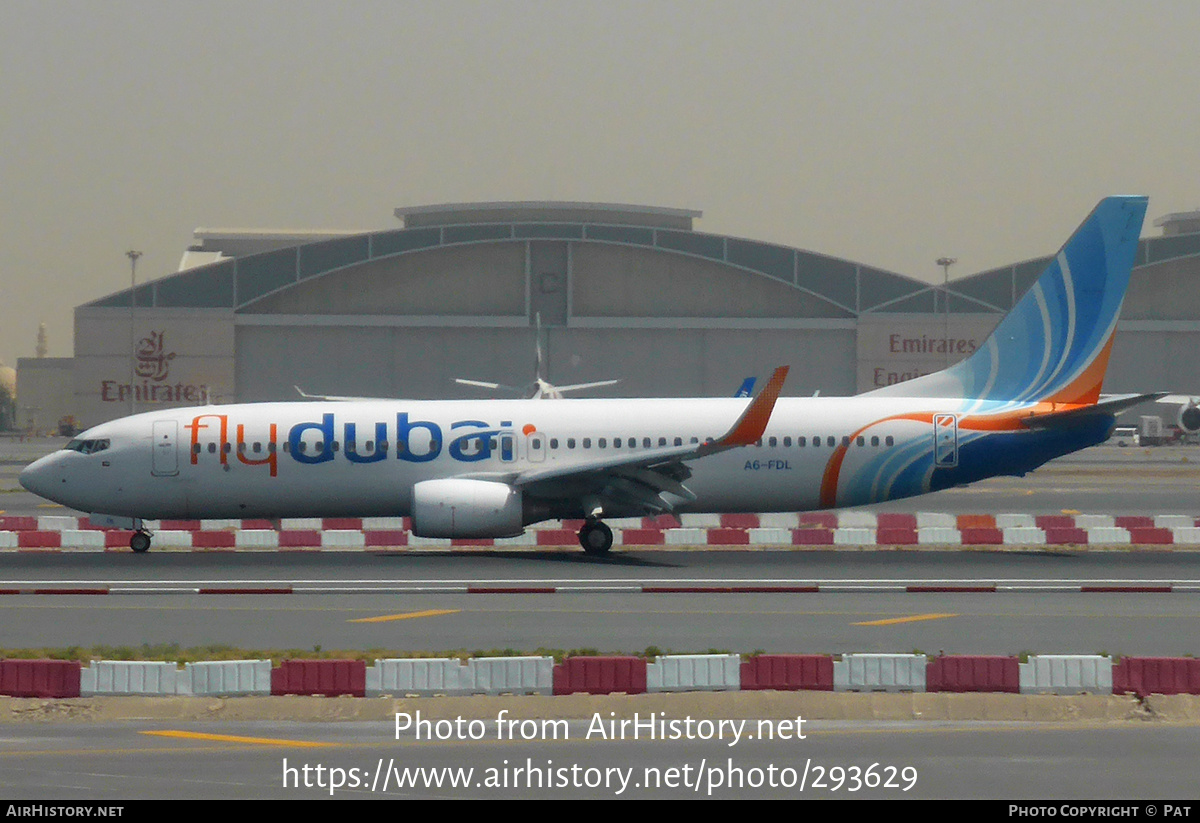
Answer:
[
  {"left": 130, "top": 530, "right": 152, "bottom": 553},
  {"left": 578, "top": 520, "right": 613, "bottom": 556}
]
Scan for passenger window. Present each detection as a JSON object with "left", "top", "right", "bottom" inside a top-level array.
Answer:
[
  {"left": 885, "top": 436, "right": 894, "bottom": 447},
  {"left": 613, "top": 438, "right": 621, "bottom": 449},
  {"left": 567, "top": 438, "right": 576, "bottom": 449},
  {"left": 856, "top": 436, "right": 864, "bottom": 447},
  {"left": 674, "top": 437, "right": 683, "bottom": 447},
  {"left": 282, "top": 442, "right": 290, "bottom": 453},
  {"left": 658, "top": 437, "right": 666, "bottom": 447},
  {"left": 268, "top": 443, "right": 277, "bottom": 453},
  {"left": 550, "top": 438, "right": 559, "bottom": 449},
  {"left": 379, "top": 441, "right": 389, "bottom": 452},
  {"left": 783, "top": 437, "right": 791, "bottom": 447},
  {"left": 871, "top": 436, "right": 879, "bottom": 447},
  {"left": 798, "top": 436, "right": 806, "bottom": 447},
  {"left": 532, "top": 439, "right": 541, "bottom": 450},
  {"left": 583, "top": 438, "right": 591, "bottom": 449},
  {"left": 208, "top": 443, "right": 217, "bottom": 454},
  {"left": 826, "top": 436, "right": 835, "bottom": 447},
  {"left": 193, "top": 443, "right": 201, "bottom": 455},
  {"left": 690, "top": 437, "right": 699, "bottom": 445},
  {"left": 598, "top": 438, "right": 607, "bottom": 448},
  {"left": 841, "top": 436, "right": 850, "bottom": 447},
  {"left": 298, "top": 442, "right": 307, "bottom": 453},
  {"left": 769, "top": 437, "right": 777, "bottom": 447},
  {"left": 238, "top": 442, "right": 247, "bottom": 453}
]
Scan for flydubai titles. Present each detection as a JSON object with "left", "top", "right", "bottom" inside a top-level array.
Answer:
[{"left": 186, "top": 412, "right": 523, "bottom": 477}]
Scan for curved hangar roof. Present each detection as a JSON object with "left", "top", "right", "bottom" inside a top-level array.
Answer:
[
  {"left": 85, "top": 201, "right": 1200, "bottom": 319},
  {"left": 88, "top": 202, "right": 972, "bottom": 319}
]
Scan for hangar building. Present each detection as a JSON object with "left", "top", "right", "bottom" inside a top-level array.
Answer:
[{"left": 64, "top": 201, "right": 1200, "bottom": 429}]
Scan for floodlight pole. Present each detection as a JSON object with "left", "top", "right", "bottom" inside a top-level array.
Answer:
[{"left": 937, "top": 257, "right": 957, "bottom": 367}]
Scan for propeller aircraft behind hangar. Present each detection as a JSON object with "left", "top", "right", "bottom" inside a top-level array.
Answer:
[{"left": 21, "top": 196, "right": 1158, "bottom": 555}]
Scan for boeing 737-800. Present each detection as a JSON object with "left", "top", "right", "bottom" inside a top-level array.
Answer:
[{"left": 20, "top": 196, "right": 1158, "bottom": 555}]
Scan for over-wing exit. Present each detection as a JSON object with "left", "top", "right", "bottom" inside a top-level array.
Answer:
[{"left": 21, "top": 197, "right": 1158, "bottom": 556}]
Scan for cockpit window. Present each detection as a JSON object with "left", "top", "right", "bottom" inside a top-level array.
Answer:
[{"left": 65, "top": 438, "right": 111, "bottom": 455}]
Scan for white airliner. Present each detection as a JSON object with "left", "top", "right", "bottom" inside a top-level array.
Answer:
[{"left": 20, "top": 196, "right": 1160, "bottom": 555}]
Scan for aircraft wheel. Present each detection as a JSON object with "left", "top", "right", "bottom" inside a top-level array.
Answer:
[
  {"left": 130, "top": 530, "right": 152, "bottom": 554},
  {"left": 579, "top": 521, "right": 613, "bottom": 556}
]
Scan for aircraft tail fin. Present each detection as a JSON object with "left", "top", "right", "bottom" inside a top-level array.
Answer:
[{"left": 865, "top": 196, "right": 1148, "bottom": 405}]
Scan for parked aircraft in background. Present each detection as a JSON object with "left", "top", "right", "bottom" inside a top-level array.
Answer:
[
  {"left": 456, "top": 313, "right": 619, "bottom": 399},
  {"left": 734, "top": 378, "right": 756, "bottom": 398},
  {"left": 20, "top": 197, "right": 1158, "bottom": 556},
  {"left": 1156, "top": 395, "right": 1200, "bottom": 435}
]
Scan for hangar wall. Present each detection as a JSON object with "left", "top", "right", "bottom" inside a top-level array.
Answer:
[{"left": 62, "top": 202, "right": 1200, "bottom": 429}]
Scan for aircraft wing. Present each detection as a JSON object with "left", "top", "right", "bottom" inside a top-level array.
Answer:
[
  {"left": 1157, "top": 394, "right": 1200, "bottom": 406},
  {"left": 294, "top": 386, "right": 387, "bottom": 402},
  {"left": 498, "top": 367, "right": 788, "bottom": 515}
]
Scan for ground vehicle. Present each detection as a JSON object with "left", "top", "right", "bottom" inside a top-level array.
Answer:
[{"left": 1111, "top": 427, "right": 1139, "bottom": 447}]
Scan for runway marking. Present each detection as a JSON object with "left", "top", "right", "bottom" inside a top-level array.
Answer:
[
  {"left": 141, "top": 730, "right": 334, "bottom": 748},
  {"left": 852, "top": 613, "right": 959, "bottom": 626},
  {"left": 349, "top": 608, "right": 460, "bottom": 623}
]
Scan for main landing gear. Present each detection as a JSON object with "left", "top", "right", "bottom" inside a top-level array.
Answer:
[
  {"left": 129, "top": 529, "right": 152, "bottom": 554},
  {"left": 578, "top": 520, "right": 613, "bottom": 557}
]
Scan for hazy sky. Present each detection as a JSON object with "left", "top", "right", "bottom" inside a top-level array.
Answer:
[{"left": 3, "top": 0, "right": 1199, "bottom": 368}]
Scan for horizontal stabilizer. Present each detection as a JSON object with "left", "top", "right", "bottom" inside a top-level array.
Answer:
[{"left": 1020, "top": 392, "right": 1166, "bottom": 429}]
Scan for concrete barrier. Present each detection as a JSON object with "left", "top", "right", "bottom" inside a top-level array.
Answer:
[
  {"left": 647, "top": 654, "right": 741, "bottom": 692},
  {"left": 834, "top": 654, "right": 927, "bottom": 692},
  {"left": 1019, "top": 655, "right": 1113, "bottom": 695},
  {"left": 927, "top": 655, "right": 1019, "bottom": 693},
  {"left": 1003, "top": 527, "right": 1046, "bottom": 545},
  {"left": 833, "top": 528, "right": 875, "bottom": 546},
  {"left": 1113, "top": 657, "right": 1200, "bottom": 697},
  {"left": 468, "top": 657, "right": 554, "bottom": 695},
  {"left": 553, "top": 657, "right": 647, "bottom": 695},
  {"left": 741, "top": 655, "right": 834, "bottom": 691},
  {"left": 917, "top": 527, "right": 961, "bottom": 545},
  {"left": 368, "top": 658, "right": 470, "bottom": 696},
  {"left": 271, "top": 660, "right": 366, "bottom": 697},
  {"left": 0, "top": 660, "right": 81, "bottom": 698},
  {"left": 186, "top": 660, "right": 272, "bottom": 696},
  {"left": 59, "top": 530, "right": 107, "bottom": 550},
  {"left": 81, "top": 661, "right": 183, "bottom": 696},
  {"left": 664, "top": 528, "right": 707, "bottom": 546}
]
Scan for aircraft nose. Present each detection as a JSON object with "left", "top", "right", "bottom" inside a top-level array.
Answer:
[{"left": 19, "top": 454, "right": 59, "bottom": 499}]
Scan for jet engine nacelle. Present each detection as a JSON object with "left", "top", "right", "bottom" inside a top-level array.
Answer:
[
  {"left": 410, "top": 478, "right": 524, "bottom": 538},
  {"left": 1178, "top": 403, "right": 1200, "bottom": 434}
]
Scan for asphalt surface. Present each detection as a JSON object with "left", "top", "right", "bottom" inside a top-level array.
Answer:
[
  {"left": 4, "top": 437, "right": 1200, "bottom": 802},
  {"left": 0, "top": 719, "right": 1197, "bottom": 800}
]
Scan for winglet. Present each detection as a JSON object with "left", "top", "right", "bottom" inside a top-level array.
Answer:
[{"left": 701, "top": 366, "right": 788, "bottom": 454}]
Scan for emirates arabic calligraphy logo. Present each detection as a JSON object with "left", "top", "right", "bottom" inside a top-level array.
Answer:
[{"left": 134, "top": 331, "right": 176, "bottom": 382}]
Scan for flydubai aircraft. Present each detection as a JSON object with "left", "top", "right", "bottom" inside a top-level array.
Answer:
[{"left": 20, "top": 196, "right": 1158, "bottom": 555}]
